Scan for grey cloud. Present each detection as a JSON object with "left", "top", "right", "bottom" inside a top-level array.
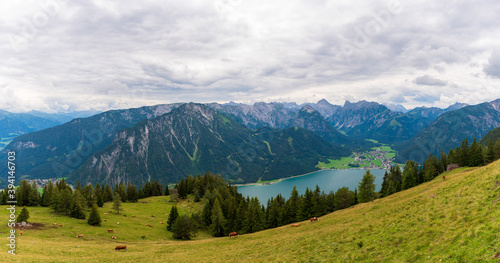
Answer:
[
  {"left": 413, "top": 75, "right": 448, "bottom": 86},
  {"left": 484, "top": 50, "right": 500, "bottom": 78}
]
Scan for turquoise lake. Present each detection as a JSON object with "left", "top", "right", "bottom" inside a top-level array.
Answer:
[{"left": 237, "top": 169, "right": 386, "bottom": 204}]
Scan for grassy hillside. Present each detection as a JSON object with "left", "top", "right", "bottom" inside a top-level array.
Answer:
[{"left": 2, "top": 161, "right": 500, "bottom": 262}]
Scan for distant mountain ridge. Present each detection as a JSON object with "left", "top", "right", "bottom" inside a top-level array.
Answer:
[{"left": 71, "top": 103, "right": 348, "bottom": 185}]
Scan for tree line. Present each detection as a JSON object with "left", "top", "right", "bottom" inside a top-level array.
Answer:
[
  {"left": 163, "top": 170, "right": 377, "bottom": 239},
  {"left": 380, "top": 138, "right": 499, "bottom": 198}
]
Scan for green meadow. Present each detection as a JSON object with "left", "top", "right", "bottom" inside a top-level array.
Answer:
[{"left": 2, "top": 160, "right": 500, "bottom": 262}]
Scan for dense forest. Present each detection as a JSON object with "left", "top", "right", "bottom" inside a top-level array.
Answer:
[{"left": 3, "top": 137, "right": 499, "bottom": 238}]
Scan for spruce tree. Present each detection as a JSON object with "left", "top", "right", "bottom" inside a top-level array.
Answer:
[
  {"left": 469, "top": 139, "right": 484, "bottom": 167},
  {"left": 334, "top": 187, "right": 354, "bottom": 210},
  {"left": 243, "top": 197, "right": 264, "bottom": 234},
  {"left": 379, "top": 171, "right": 389, "bottom": 198},
  {"left": 358, "top": 170, "right": 376, "bottom": 203},
  {"left": 487, "top": 139, "right": 496, "bottom": 164},
  {"left": 127, "top": 183, "right": 138, "bottom": 202},
  {"left": 61, "top": 188, "right": 72, "bottom": 215},
  {"left": 87, "top": 204, "right": 102, "bottom": 226},
  {"left": 171, "top": 215, "right": 198, "bottom": 240},
  {"left": 164, "top": 184, "right": 170, "bottom": 196},
  {"left": 95, "top": 183, "right": 104, "bottom": 207},
  {"left": 70, "top": 190, "right": 87, "bottom": 219},
  {"left": 209, "top": 198, "right": 226, "bottom": 237},
  {"left": 17, "top": 207, "right": 30, "bottom": 223},
  {"left": 104, "top": 184, "right": 113, "bottom": 202},
  {"left": 115, "top": 183, "right": 127, "bottom": 202},
  {"left": 167, "top": 205, "right": 180, "bottom": 231},
  {"left": 297, "top": 188, "right": 313, "bottom": 221},
  {"left": 31, "top": 180, "right": 39, "bottom": 206},
  {"left": 113, "top": 192, "right": 122, "bottom": 214}
]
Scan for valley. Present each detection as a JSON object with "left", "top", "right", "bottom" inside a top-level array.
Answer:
[
  {"left": 2, "top": 160, "right": 499, "bottom": 262},
  {"left": 317, "top": 143, "right": 397, "bottom": 170}
]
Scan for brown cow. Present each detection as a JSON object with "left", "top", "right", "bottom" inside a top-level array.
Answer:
[
  {"left": 148, "top": 224, "right": 154, "bottom": 227},
  {"left": 103, "top": 219, "right": 107, "bottom": 222},
  {"left": 116, "top": 222, "right": 120, "bottom": 225},
  {"left": 104, "top": 213, "right": 108, "bottom": 215},
  {"left": 131, "top": 215, "right": 136, "bottom": 218},
  {"left": 145, "top": 223, "right": 150, "bottom": 226},
  {"left": 77, "top": 234, "right": 84, "bottom": 238},
  {"left": 59, "top": 224, "right": 63, "bottom": 227},
  {"left": 52, "top": 223, "right": 57, "bottom": 226},
  {"left": 159, "top": 222, "right": 163, "bottom": 224},
  {"left": 108, "top": 211, "right": 112, "bottom": 213},
  {"left": 115, "top": 245, "right": 126, "bottom": 251},
  {"left": 229, "top": 232, "right": 239, "bottom": 238},
  {"left": 111, "top": 236, "right": 117, "bottom": 240},
  {"left": 19, "top": 231, "right": 23, "bottom": 236},
  {"left": 442, "top": 175, "right": 446, "bottom": 180},
  {"left": 291, "top": 223, "right": 299, "bottom": 227},
  {"left": 107, "top": 229, "right": 113, "bottom": 233},
  {"left": 310, "top": 217, "right": 319, "bottom": 222}
]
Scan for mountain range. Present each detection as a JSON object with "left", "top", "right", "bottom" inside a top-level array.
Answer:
[{"left": 2, "top": 98, "right": 498, "bottom": 187}]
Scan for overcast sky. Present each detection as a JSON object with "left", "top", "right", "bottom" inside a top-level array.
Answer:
[{"left": 2, "top": 0, "right": 500, "bottom": 113}]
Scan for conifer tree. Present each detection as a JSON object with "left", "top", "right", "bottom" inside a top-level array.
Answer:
[
  {"left": 334, "top": 187, "right": 354, "bottom": 210},
  {"left": 379, "top": 171, "right": 389, "bottom": 198},
  {"left": 70, "top": 190, "right": 86, "bottom": 219},
  {"left": 104, "top": 184, "right": 113, "bottom": 202},
  {"left": 87, "top": 204, "right": 101, "bottom": 226},
  {"left": 17, "top": 207, "right": 30, "bottom": 223},
  {"left": 115, "top": 183, "right": 127, "bottom": 202},
  {"left": 167, "top": 205, "right": 180, "bottom": 231},
  {"left": 164, "top": 184, "right": 170, "bottom": 196},
  {"left": 353, "top": 188, "right": 358, "bottom": 205},
  {"left": 171, "top": 215, "right": 198, "bottom": 240},
  {"left": 358, "top": 170, "right": 376, "bottom": 203},
  {"left": 31, "top": 180, "right": 39, "bottom": 206},
  {"left": 243, "top": 197, "right": 264, "bottom": 234},
  {"left": 297, "top": 188, "right": 313, "bottom": 221},
  {"left": 113, "top": 192, "right": 122, "bottom": 214},
  {"left": 469, "top": 138, "right": 484, "bottom": 167},
  {"left": 82, "top": 184, "right": 95, "bottom": 208},
  {"left": 201, "top": 198, "right": 213, "bottom": 226},
  {"left": 402, "top": 160, "right": 417, "bottom": 190},
  {"left": 487, "top": 139, "right": 496, "bottom": 163},
  {"left": 95, "top": 183, "right": 104, "bottom": 207},
  {"left": 127, "top": 183, "right": 138, "bottom": 202},
  {"left": 210, "top": 198, "right": 226, "bottom": 237},
  {"left": 495, "top": 139, "right": 500, "bottom": 160},
  {"left": 61, "top": 188, "right": 72, "bottom": 215}
]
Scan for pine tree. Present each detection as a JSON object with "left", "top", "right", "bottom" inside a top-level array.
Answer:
[
  {"left": 209, "top": 198, "right": 226, "bottom": 237},
  {"left": 87, "top": 204, "right": 102, "bottom": 226},
  {"left": 113, "top": 192, "right": 122, "bottom": 214},
  {"left": 82, "top": 184, "right": 95, "bottom": 208},
  {"left": 243, "top": 197, "right": 264, "bottom": 234},
  {"left": 115, "top": 183, "right": 127, "bottom": 202},
  {"left": 95, "top": 183, "right": 104, "bottom": 207},
  {"left": 334, "top": 187, "right": 354, "bottom": 210},
  {"left": 402, "top": 160, "right": 417, "bottom": 190},
  {"left": 353, "top": 188, "right": 359, "bottom": 205},
  {"left": 17, "top": 207, "right": 30, "bottom": 223},
  {"left": 60, "top": 188, "right": 72, "bottom": 215},
  {"left": 358, "top": 170, "right": 376, "bottom": 203},
  {"left": 469, "top": 138, "right": 484, "bottom": 167},
  {"left": 201, "top": 198, "right": 213, "bottom": 226},
  {"left": 167, "top": 205, "right": 180, "bottom": 231},
  {"left": 164, "top": 184, "right": 170, "bottom": 196},
  {"left": 297, "top": 188, "right": 313, "bottom": 221},
  {"left": 104, "top": 184, "right": 113, "bottom": 202},
  {"left": 30, "top": 180, "right": 39, "bottom": 206},
  {"left": 127, "top": 183, "right": 138, "bottom": 202},
  {"left": 379, "top": 171, "right": 389, "bottom": 198},
  {"left": 171, "top": 215, "right": 198, "bottom": 240},
  {"left": 70, "top": 190, "right": 86, "bottom": 219},
  {"left": 487, "top": 139, "right": 496, "bottom": 164}
]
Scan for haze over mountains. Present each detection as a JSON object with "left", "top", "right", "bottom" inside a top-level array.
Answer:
[{"left": 2, "top": 98, "right": 499, "bottom": 187}]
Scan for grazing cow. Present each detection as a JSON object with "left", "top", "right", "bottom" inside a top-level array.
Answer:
[
  {"left": 107, "top": 229, "right": 113, "bottom": 233},
  {"left": 291, "top": 223, "right": 299, "bottom": 227},
  {"left": 77, "top": 234, "right": 84, "bottom": 238},
  {"left": 103, "top": 219, "right": 107, "bottom": 222},
  {"left": 59, "top": 224, "right": 63, "bottom": 227},
  {"left": 229, "top": 232, "right": 239, "bottom": 238},
  {"left": 145, "top": 223, "right": 149, "bottom": 226},
  {"left": 19, "top": 231, "right": 23, "bottom": 236},
  {"left": 116, "top": 222, "right": 120, "bottom": 225},
  {"left": 148, "top": 225, "right": 154, "bottom": 227},
  {"left": 52, "top": 223, "right": 57, "bottom": 226},
  {"left": 104, "top": 213, "right": 108, "bottom": 215},
  {"left": 442, "top": 175, "right": 446, "bottom": 180},
  {"left": 108, "top": 211, "right": 112, "bottom": 213},
  {"left": 131, "top": 215, "right": 136, "bottom": 218},
  {"left": 115, "top": 245, "right": 126, "bottom": 251},
  {"left": 111, "top": 236, "right": 117, "bottom": 240},
  {"left": 310, "top": 217, "right": 319, "bottom": 222},
  {"left": 159, "top": 222, "right": 163, "bottom": 224}
]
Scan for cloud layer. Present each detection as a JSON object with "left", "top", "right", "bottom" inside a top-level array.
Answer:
[{"left": 2, "top": 0, "right": 500, "bottom": 112}]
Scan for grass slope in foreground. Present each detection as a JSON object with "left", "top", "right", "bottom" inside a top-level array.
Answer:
[{"left": 3, "top": 161, "right": 500, "bottom": 262}]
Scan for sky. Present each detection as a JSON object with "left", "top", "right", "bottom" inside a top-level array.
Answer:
[{"left": 2, "top": 0, "right": 500, "bottom": 113}]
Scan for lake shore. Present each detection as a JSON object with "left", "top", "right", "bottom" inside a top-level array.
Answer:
[{"left": 233, "top": 167, "right": 387, "bottom": 187}]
